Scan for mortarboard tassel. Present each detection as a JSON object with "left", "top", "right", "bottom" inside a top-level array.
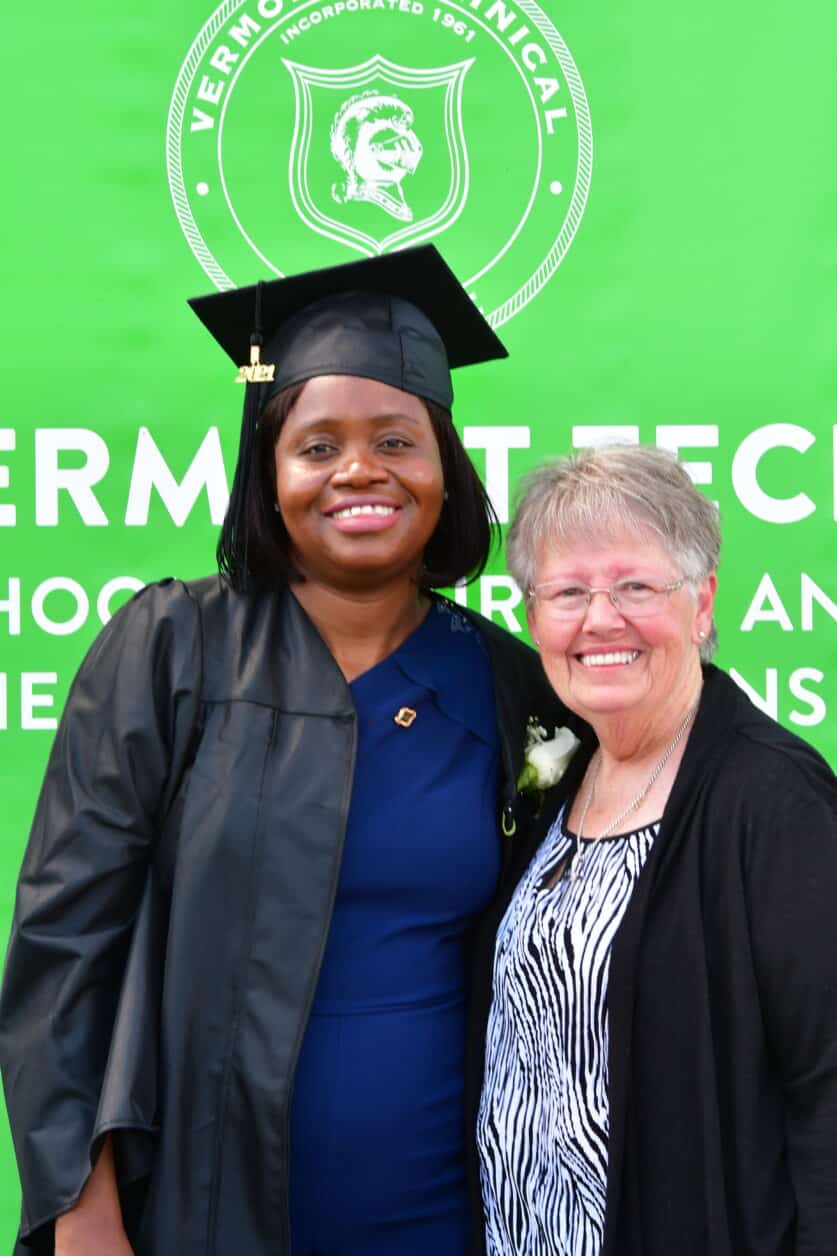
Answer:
[{"left": 217, "top": 282, "right": 275, "bottom": 589}]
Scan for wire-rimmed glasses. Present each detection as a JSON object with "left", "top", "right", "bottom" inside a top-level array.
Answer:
[{"left": 527, "top": 578, "right": 685, "bottom": 620}]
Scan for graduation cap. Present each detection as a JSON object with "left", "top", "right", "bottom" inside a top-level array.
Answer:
[
  {"left": 188, "top": 245, "right": 507, "bottom": 583},
  {"left": 188, "top": 243, "right": 506, "bottom": 412}
]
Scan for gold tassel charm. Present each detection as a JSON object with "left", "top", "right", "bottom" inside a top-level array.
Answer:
[{"left": 236, "top": 342, "right": 275, "bottom": 384}]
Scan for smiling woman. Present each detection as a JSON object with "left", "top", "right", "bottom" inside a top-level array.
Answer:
[
  {"left": 0, "top": 246, "right": 574, "bottom": 1256},
  {"left": 527, "top": 531, "right": 714, "bottom": 734},
  {"left": 273, "top": 375, "right": 445, "bottom": 598},
  {"left": 469, "top": 444, "right": 837, "bottom": 1256},
  {"left": 269, "top": 379, "right": 494, "bottom": 599}
]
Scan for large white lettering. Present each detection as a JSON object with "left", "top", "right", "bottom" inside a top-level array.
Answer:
[
  {"left": 98, "top": 577, "right": 145, "bottom": 624},
  {"left": 655, "top": 424, "right": 718, "bottom": 491},
  {"left": 0, "top": 579, "right": 21, "bottom": 635},
  {"left": 731, "top": 423, "right": 816, "bottom": 523},
  {"left": 0, "top": 423, "right": 831, "bottom": 529},
  {"left": 522, "top": 42, "right": 546, "bottom": 70},
  {"left": 729, "top": 667, "right": 779, "bottom": 716},
  {"left": 31, "top": 579, "right": 90, "bottom": 637},
  {"left": 544, "top": 108, "right": 568, "bottom": 133},
  {"left": 210, "top": 47, "right": 239, "bottom": 75},
  {"left": 534, "top": 76, "right": 560, "bottom": 104},
  {"left": 36, "top": 429, "right": 109, "bottom": 526},
  {"left": 21, "top": 673, "right": 58, "bottom": 731},
  {"left": 482, "top": 0, "right": 515, "bottom": 31},
  {"left": 0, "top": 577, "right": 145, "bottom": 638},
  {"left": 463, "top": 426, "right": 530, "bottom": 523},
  {"left": 125, "top": 427, "right": 228, "bottom": 526},
  {"left": 740, "top": 574, "right": 793, "bottom": 632},
  {"left": 0, "top": 429, "right": 15, "bottom": 526},
  {"left": 789, "top": 668, "right": 827, "bottom": 726},
  {"left": 190, "top": 109, "right": 214, "bottom": 133},
  {"left": 801, "top": 573, "right": 837, "bottom": 631},
  {"left": 729, "top": 666, "right": 827, "bottom": 725},
  {"left": 740, "top": 573, "right": 837, "bottom": 633},
  {"left": 229, "top": 14, "right": 262, "bottom": 45},
  {"left": 479, "top": 575, "right": 524, "bottom": 632}
]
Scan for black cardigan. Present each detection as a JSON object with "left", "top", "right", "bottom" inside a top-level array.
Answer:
[{"left": 466, "top": 665, "right": 837, "bottom": 1256}]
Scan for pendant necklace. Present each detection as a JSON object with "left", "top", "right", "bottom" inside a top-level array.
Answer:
[{"left": 567, "top": 699, "right": 699, "bottom": 883}]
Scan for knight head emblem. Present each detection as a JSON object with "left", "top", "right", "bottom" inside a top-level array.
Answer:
[
  {"left": 330, "top": 91, "right": 423, "bottom": 223},
  {"left": 281, "top": 56, "right": 479, "bottom": 257}
]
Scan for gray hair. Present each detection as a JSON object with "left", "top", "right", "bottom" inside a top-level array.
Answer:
[{"left": 507, "top": 444, "right": 721, "bottom": 660}]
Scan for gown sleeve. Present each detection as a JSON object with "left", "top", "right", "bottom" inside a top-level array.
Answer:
[
  {"left": 745, "top": 745, "right": 837, "bottom": 1255},
  {"left": 0, "top": 578, "right": 202, "bottom": 1244}
]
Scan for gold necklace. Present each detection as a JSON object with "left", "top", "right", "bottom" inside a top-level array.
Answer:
[{"left": 566, "top": 699, "right": 699, "bottom": 883}]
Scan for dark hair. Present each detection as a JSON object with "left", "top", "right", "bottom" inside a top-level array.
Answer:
[{"left": 217, "top": 383, "right": 499, "bottom": 591}]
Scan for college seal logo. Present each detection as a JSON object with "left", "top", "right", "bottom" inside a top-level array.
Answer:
[
  {"left": 285, "top": 56, "right": 472, "bottom": 253},
  {"left": 167, "top": 0, "right": 592, "bottom": 326}
]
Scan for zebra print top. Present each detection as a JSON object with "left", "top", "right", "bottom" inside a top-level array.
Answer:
[{"left": 477, "top": 806, "right": 659, "bottom": 1256}]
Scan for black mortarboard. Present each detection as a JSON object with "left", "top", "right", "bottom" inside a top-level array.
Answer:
[{"left": 188, "top": 244, "right": 507, "bottom": 411}]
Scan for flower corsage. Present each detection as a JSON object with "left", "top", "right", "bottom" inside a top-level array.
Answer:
[
  {"left": 502, "top": 720, "right": 580, "bottom": 838},
  {"left": 518, "top": 720, "right": 580, "bottom": 794}
]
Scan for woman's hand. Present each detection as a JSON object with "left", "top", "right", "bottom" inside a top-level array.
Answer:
[
  {"left": 55, "top": 1214, "right": 134, "bottom": 1255},
  {"left": 54, "top": 1136, "right": 134, "bottom": 1255}
]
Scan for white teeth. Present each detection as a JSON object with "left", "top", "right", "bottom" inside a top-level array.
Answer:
[
  {"left": 579, "top": 650, "right": 640, "bottom": 667},
  {"left": 332, "top": 504, "right": 397, "bottom": 520}
]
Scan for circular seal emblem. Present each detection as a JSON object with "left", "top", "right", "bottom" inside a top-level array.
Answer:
[{"left": 167, "top": 0, "right": 592, "bottom": 326}]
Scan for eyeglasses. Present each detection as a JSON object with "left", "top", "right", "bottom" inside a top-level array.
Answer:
[{"left": 528, "top": 578, "right": 685, "bottom": 619}]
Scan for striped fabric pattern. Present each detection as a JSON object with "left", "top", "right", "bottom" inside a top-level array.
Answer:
[{"left": 477, "top": 806, "right": 658, "bottom": 1255}]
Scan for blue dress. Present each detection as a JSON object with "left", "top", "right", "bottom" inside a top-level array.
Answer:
[{"left": 289, "top": 601, "right": 501, "bottom": 1255}]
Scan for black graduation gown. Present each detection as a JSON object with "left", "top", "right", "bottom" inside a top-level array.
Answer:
[
  {"left": 0, "top": 576, "right": 572, "bottom": 1254},
  {"left": 465, "top": 665, "right": 837, "bottom": 1256}
]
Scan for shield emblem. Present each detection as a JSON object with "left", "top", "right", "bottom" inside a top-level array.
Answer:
[{"left": 284, "top": 55, "right": 473, "bottom": 257}]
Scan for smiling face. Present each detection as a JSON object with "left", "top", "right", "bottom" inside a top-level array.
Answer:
[
  {"left": 273, "top": 373, "right": 445, "bottom": 591},
  {"left": 528, "top": 530, "right": 716, "bottom": 732}
]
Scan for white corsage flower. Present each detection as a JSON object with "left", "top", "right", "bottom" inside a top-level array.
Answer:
[{"left": 517, "top": 720, "right": 580, "bottom": 793}]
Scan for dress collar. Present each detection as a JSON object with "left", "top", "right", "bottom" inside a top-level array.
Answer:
[{"left": 389, "top": 599, "right": 499, "bottom": 750}]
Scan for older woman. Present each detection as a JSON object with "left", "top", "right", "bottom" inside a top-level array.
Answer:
[
  {"left": 471, "top": 445, "right": 837, "bottom": 1256},
  {"left": 0, "top": 247, "right": 569, "bottom": 1256}
]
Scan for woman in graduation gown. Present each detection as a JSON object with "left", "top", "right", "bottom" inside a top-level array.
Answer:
[{"left": 0, "top": 247, "right": 571, "bottom": 1255}]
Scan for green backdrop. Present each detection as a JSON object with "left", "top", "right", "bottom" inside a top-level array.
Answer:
[{"left": 1, "top": 0, "right": 835, "bottom": 1235}]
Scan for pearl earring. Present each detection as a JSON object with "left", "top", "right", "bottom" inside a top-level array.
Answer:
[{"left": 698, "top": 630, "right": 706, "bottom": 640}]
